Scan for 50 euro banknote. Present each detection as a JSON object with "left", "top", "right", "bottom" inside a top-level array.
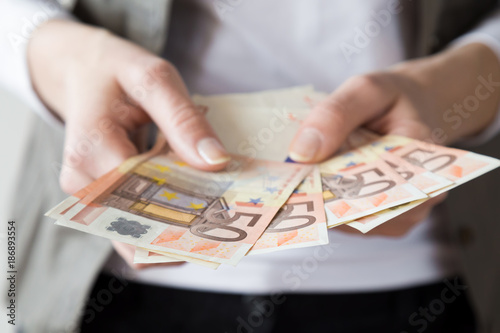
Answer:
[
  {"left": 343, "top": 129, "right": 454, "bottom": 195},
  {"left": 46, "top": 135, "right": 312, "bottom": 266},
  {"left": 133, "top": 247, "right": 182, "bottom": 264},
  {"left": 249, "top": 166, "right": 328, "bottom": 255},
  {"left": 368, "top": 135, "right": 500, "bottom": 188},
  {"left": 133, "top": 247, "right": 221, "bottom": 269},
  {"left": 320, "top": 147, "right": 428, "bottom": 227},
  {"left": 135, "top": 167, "right": 328, "bottom": 261},
  {"left": 344, "top": 132, "right": 500, "bottom": 233}
]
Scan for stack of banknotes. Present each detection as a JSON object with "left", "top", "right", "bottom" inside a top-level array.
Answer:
[{"left": 46, "top": 86, "right": 500, "bottom": 269}]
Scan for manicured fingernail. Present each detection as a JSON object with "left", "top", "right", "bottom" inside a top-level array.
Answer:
[
  {"left": 197, "top": 137, "right": 231, "bottom": 165},
  {"left": 289, "top": 128, "right": 322, "bottom": 162}
]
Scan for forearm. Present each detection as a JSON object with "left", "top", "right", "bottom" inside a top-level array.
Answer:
[
  {"left": 399, "top": 42, "right": 500, "bottom": 145},
  {"left": 419, "top": 4, "right": 500, "bottom": 145}
]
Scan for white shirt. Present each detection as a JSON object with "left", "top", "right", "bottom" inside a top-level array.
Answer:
[{"left": 2, "top": 0, "right": 500, "bottom": 293}]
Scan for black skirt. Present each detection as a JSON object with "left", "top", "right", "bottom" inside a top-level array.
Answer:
[{"left": 80, "top": 272, "right": 476, "bottom": 333}]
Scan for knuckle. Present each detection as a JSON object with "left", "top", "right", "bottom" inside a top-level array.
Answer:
[
  {"left": 129, "top": 58, "right": 176, "bottom": 99},
  {"left": 347, "top": 74, "right": 383, "bottom": 90},
  {"left": 144, "top": 59, "right": 175, "bottom": 85},
  {"left": 168, "top": 103, "right": 205, "bottom": 131},
  {"left": 62, "top": 147, "right": 84, "bottom": 170},
  {"left": 323, "top": 98, "right": 349, "bottom": 115},
  {"left": 315, "top": 98, "right": 348, "bottom": 124}
]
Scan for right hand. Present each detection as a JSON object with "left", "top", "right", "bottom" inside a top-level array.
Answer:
[{"left": 28, "top": 20, "right": 229, "bottom": 268}]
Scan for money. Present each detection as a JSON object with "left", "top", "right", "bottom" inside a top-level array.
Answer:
[
  {"left": 345, "top": 199, "right": 428, "bottom": 233},
  {"left": 193, "top": 85, "right": 326, "bottom": 110},
  {"left": 320, "top": 147, "right": 427, "bottom": 227},
  {"left": 344, "top": 133, "right": 500, "bottom": 233},
  {"left": 370, "top": 135, "right": 500, "bottom": 185},
  {"left": 133, "top": 247, "right": 182, "bottom": 264},
  {"left": 134, "top": 248, "right": 221, "bottom": 269},
  {"left": 343, "top": 129, "right": 454, "bottom": 194},
  {"left": 46, "top": 86, "right": 500, "bottom": 266},
  {"left": 47, "top": 134, "right": 312, "bottom": 266},
  {"left": 249, "top": 167, "right": 328, "bottom": 255},
  {"left": 195, "top": 86, "right": 329, "bottom": 161}
]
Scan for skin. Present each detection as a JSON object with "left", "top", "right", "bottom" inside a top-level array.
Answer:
[{"left": 28, "top": 20, "right": 500, "bottom": 267}]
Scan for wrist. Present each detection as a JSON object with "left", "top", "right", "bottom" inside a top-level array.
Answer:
[
  {"left": 27, "top": 20, "right": 110, "bottom": 121},
  {"left": 397, "top": 42, "right": 500, "bottom": 145}
]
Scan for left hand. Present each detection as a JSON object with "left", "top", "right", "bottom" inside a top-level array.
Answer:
[{"left": 289, "top": 43, "right": 500, "bottom": 236}]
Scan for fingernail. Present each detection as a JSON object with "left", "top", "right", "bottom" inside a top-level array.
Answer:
[
  {"left": 289, "top": 128, "right": 322, "bottom": 162},
  {"left": 197, "top": 137, "right": 231, "bottom": 165}
]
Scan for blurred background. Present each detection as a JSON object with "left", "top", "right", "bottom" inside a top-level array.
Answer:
[
  {"left": 0, "top": 89, "right": 32, "bottom": 222},
  {"left": 0, "top": 88, "right": 32, "bottom": 333}
]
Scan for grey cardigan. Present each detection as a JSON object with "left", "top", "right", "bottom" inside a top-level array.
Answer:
[{"left": 13, "top": 0, "right": 500, "bottom": 332}]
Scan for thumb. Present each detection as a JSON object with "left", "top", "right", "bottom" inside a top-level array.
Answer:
[
  {"left": 289, "top": 74, "right": 398, "bottom": 162},
  {"left": 117, "top": 57, "right": 230, "bottom": 171}
]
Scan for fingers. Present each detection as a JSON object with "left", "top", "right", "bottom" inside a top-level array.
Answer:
[
  {"left": 364, "top": 98, "right": 432, "bottom": 140},
  {"left": 289, "top": 74, "right": 399, "bottom": 162},
  {"left": 116, "top": 55, "right": 230, "bottom": 171}
]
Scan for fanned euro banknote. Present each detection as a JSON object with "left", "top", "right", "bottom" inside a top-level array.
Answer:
[
  {"left": 249, "top": 167, "right": 328, "bottom": 255},
  {"left": 47, "top": 134, "right": 312, "bottom": 266},
  {"left": 320, "top": 147, "right": 428, "bottom": 227},
  {"left": 343, "top": 130, "right": 500, "bottom": 233},
  {"left": 46, "top": 86, "right": 500, "bottom": 267}
]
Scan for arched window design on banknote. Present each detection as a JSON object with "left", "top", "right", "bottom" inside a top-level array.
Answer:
[
  {"left": 321, "top": 171, "right": 396, "bottom": 202},
  {"left": 98, "top": 173, "right": 227, "bottom": 228},
  {"left": 95, "top": 163, "right": 263, "bottom": 242}
]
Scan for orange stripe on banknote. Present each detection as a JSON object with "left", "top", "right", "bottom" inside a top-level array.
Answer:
[
  {"left": 151, "top": 229, "right": 186, "bottom": 245},
  {"left": 236, "top": 201, "right": 264, "bottom": 207},
  {"left": 339, "top": 162, "right": 366, "bottom": 172},
  {"left": 191, "top": 240, "right": 221, "bottom": 252},
  {"left": 290, "top": 193, "right": 307, "bottom": 197}
]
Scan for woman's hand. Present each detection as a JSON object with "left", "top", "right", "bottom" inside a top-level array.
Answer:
[
  {"left": 290, "top": 42, "right": 500, "bottom": 236},
  {"left": 28, "top": 20, "right": 230, "bottom": 268},
  {"left": 28, "top": 20, "right": 230, "bottom": 194}
]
